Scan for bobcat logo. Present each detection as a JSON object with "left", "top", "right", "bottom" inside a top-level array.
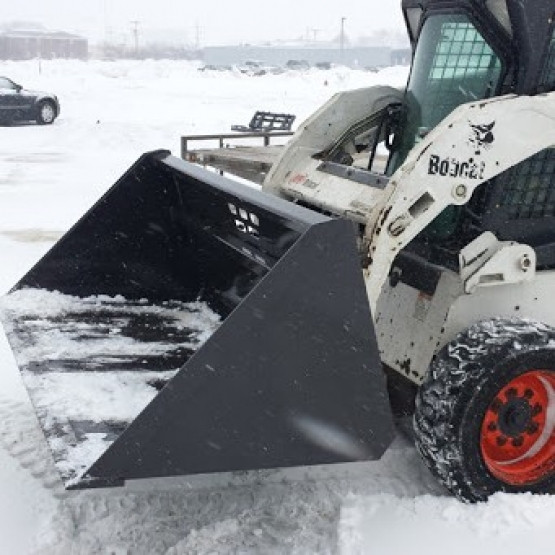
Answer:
[{"left": 468, "top": 121, "right": 495, "bottom": 155}]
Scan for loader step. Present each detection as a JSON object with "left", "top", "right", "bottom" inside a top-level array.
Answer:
[
  {"left": 231, "top": 111, "right": 296, "bottom": 132},
  {"left": 185, "top": 145, "right": 283, "bottom": 184}
]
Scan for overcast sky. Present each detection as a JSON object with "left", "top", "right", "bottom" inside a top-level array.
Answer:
[{"left": 3, "top": 1, "right": 405, "bottom": 46}]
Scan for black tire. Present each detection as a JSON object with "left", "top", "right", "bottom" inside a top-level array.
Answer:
[
  {"left": 414, "top": 318, "right": 555, "bottom": 502},
  {"left": 36, "top": 100, "right": 57, "bottom": 125}
]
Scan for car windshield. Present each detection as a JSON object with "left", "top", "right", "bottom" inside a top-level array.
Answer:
[
  {"left": 388, "top": 13, "right": 503, "bottom": 174},
  {"left": 0, "top": 77, "right": 17, "bottom": 90}
]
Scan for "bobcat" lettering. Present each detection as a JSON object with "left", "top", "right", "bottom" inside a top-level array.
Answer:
[{"left": 428, "top": 155, "right": 485, "bottom": 180}]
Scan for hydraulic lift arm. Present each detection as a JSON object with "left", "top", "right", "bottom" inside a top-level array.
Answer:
[{"left": 363, "top": 92, "right": 555, "bottom": 313}]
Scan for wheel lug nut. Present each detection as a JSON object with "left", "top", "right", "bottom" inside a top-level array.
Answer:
[
  {"left": 526, "top": 422, "right": 539, "bottom": 435},
  {"left": 487, "top": 422, "right": 497, "bottom": 432},
  {"left": 532, "top": 404, "right": 543, "bottom": 416},
  {"left": 506, "top": 388, "right": 518, "bottom": 399},
  {"left": 490, "top": 398, "right": 502, "bottom": 413},
  {"left": 524, "top": 389, "right": 534, "bottom": 399},
  {"left": 512, "top": 436, "right": 524, "bottom": 447},
  {"left": 496, "top": 436, "right": 508, "bottom": 446}
]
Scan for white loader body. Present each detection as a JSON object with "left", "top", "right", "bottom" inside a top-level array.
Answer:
[{"left": 264, "top": 88, "right": 555, "bottom": 383}]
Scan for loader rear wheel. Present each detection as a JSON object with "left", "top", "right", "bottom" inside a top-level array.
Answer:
[{"left": 414, "top": 318, "right": 555, "bottom": 502}]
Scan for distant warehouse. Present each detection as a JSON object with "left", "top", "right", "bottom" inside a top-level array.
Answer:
[
  {"left": 0, "top": 30, "right": 88, "bottom": 60},
  {"left": 203, "top": 45, "right": 397, "bottom": 70}
]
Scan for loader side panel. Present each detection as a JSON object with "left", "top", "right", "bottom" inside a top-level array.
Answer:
[{"left": 85, "top": 217, "right": 394, "bottom": 486}]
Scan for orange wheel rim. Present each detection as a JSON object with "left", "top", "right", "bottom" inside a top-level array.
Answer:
[{"left": 480, "top": 370, "right": 555, "bottom": 486}]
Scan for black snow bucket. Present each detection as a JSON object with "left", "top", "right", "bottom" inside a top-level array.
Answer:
[{"left": 0, "top": 151, "right": 394, "bottom": 489}]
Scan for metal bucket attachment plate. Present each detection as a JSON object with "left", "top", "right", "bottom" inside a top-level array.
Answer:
[{"left": 0, "top": 151, "right": 395, "bottom": 489}]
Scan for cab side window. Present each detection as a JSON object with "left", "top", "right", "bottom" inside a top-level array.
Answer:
[{"left": 539, "top": 28, "right": 555, "bottom": 92}]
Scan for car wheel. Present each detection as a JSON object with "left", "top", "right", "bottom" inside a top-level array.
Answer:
[
  {"left": 36, "top": 100, "right": 56, "bottom": 125},
  {"left": 414, "top": 318, "right": 555, "bottom": 502}
]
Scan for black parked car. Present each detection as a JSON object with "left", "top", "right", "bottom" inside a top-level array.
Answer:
[{"left": 0, "top": 76, "right": 60, "bottom": 125}]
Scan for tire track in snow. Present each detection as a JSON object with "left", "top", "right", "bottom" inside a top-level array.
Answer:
[{"left": 0, "top": 396, "right": 441, "bottom": 553}]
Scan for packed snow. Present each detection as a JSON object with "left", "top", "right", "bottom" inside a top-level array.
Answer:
[
  {"left": 0, "top": 58, "right": 554, "bottom": 554},
  {"left": 0, "top": 288, "right": 221, "bottom": 484},
  {"left": 1, "top": 290, "right": 220, "bottom": 365}
]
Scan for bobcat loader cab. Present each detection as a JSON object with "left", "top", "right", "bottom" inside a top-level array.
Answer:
[
  {"left": 264, "top": 0, "right": 555, "bottom": 500},
  {"left": 2, "top": 0, "right": 555, "bottom": 503}
]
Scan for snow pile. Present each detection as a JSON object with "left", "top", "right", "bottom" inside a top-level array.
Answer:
[
  {"left": 0, "top": 289, "right": 220, "bottom": 365},
  {"left": 339, "top": 492, "right": 555, "bottom": 554},
  {"left": 0, "top": 288, "right": 221, "bottom": 484},
  {"left": 0, "top": 60, "right": 410, "bottom": 252}
]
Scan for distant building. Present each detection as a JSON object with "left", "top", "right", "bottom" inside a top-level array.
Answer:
[
  {"left": 0, "top": 29, "right": 88, "bottom": 60},
  {"left": 202, "top": 45, "right": 393, "bottom": 69},
  {"left": 391, "top": 48, "right": 412, "bottom": 66}
]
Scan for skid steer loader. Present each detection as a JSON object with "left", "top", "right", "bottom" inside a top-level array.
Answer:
[{"left": 2, "top": 0, "right": 555, "bottom": 503}]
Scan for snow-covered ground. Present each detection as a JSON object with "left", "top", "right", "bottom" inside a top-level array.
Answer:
[{"left": 0, "top": 59, "right": 554, "bottom": 554}]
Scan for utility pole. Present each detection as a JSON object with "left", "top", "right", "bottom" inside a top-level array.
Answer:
[
  {"left": 340, "top": 17, "right": 346, "bottom": 64},
  {"left": 103, "top": 0, "right": 109, "bottom": 44},
  {"left": 195, "top": 22, "right": 201, "bottom": 50},
  {"left": 131, "top": 20, "right": 140, "bottom": 57},
  {"left": 103, "top": 0, "right": 113, "bottom": 58}
]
